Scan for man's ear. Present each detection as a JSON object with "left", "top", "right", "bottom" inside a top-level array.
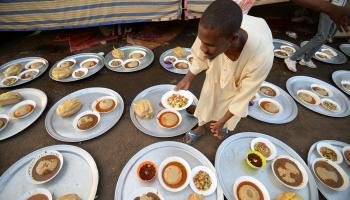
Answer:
[{"left": 228, "top": 32, "right": 239, "bottom": 44}]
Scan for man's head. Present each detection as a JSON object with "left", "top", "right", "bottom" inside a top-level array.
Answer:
[{"left": 198, "top": 0, "right": 243, "bottom": 59}]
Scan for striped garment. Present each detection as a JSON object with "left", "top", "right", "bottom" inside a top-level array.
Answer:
[{"left": 0, "top": 0, "right": 182, "bottom": 31}]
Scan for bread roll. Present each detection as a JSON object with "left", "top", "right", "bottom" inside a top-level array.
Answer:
[
  {"left": 57, "top": 194, "right": 81, "bottom": 200},
  {"left": 56, "top": 98, "right": 82, "bottom": 117},
  {"left": 276, "top": 192, "right": 303, "bottom": 200},
  {"left": 112, "top": 47, "right": 125, "bottom": 59},
  {"left": 52, "top": 66, "right": 72, "bottom": 80},
  {"left": 172, "top": 47, "right": 187, "bottom": 58},
  {"left": 0, "top": 91, "right": 22, "bottom": 106},
  {"left": 3, "top": 64, "right": 23, "bottom": 77},
  {"left": 188, "top": 193, "right": 205, "bottom": 200},
  {"left": 133, "top": 99, "right": 153, "bottom": 119}
]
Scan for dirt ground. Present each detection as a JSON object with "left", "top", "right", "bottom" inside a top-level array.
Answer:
[{"left": 0, "top": 14, "right": 349, "bottom": 200}]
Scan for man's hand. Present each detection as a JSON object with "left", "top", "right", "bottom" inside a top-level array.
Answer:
[
  {"left": 328, "top": 6, "right": 350, "bottom": 32},
  {"left": 210, "top": 120, "right": 225, "bottom": 136},
  {"left": 175, "top": 71, "right": 196, "bottom": 91}
]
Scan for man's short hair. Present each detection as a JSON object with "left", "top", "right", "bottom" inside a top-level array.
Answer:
[{"left": 200, "top": 0, "right": 243, "bottom": 36}]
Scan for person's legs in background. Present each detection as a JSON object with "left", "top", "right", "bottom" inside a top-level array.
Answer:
[{"left": 285, "top": 13, "right": 336, "bottom": 72}]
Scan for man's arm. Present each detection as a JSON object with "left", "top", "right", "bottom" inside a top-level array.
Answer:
[{"left": 292, "top": 0, "right": 350, "bottom": 32}]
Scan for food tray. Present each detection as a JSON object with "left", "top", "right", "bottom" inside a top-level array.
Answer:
[
  {"left": 248, "top": 81, "right": 298, "bottom": 124},
  {"left": 115, "top": 141, "right": 224, "bottom": 200},
  {"left": 307, "top": 140, "right": 350, "bottom": 200},
  {"left": 45, "top": 87, "right": 124, "bottom": 142},
  {"left": 49, "top": 53, "right": 105, "bottom": 82},
  {"left": 0, "top": 145, "right": 99, "bottom": 200},
  {"left": 0, "top": 88, "right": 47, "bottom": 141},
  {"left": 159, "top": 47, "right": 191, "bottom": 75},
  {"left": 215, "top": 132, "right": 318, "bottom": 200},
  {"left": 0, "top": 57, "right": 49, "bottom": 88},
  {"left": 286, "top": 76, "right": 350, "bottom": 117},
  {"left": 105, "top": 45, "right": 154, "bottom": 73},
  {"left": 300, "top": 41, "right": 347, "bottom": 64},
  {"left": 130, "top": 84, "right": 198, "bottom": 137}
]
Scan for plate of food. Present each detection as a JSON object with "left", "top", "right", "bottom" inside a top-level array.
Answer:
[
  {"left": 0, "top": 145, "right": 98, "bottom": 200},
  {"left": 130, "top": 84, "right": 198, "bottom": 138},
  {"left": 0, "top": 57, "right": 48, "bottom": 88},
  {"left": 0, "top": 88, "right": 47, "bottom": 141},
  {"left": 115, "top": 141, "right": 224, "bottom": 200},
  {"left": 49, "top": 53, "right": 104, "bottom": 82},
  {"left": 216, "top": 132, "right": 318, "bottom": 200},
  {"left": 161, "top": 90, "right": 193, "bottom": 111},
  {"left": 273, "top": 39, "right": 300, "bottom": 59},
  {"left": 233, "top": 176, "right": 270, "bottom": 200},
  {"left": 307, "top": 140, "right": 350, "bottom": 199},
  {"left": 248, "top": 82, "right": 298, "bottom": 124},
  {"left": 301, "top": 41, "right": 347, "bottom": 64},
  {"left": 286, "top": 76, "right": 350, "bottom": 117},
  {"left": 45, "top": 87, "right": 124, "bottom": 142},
  {"left": 18, "top": 188, "right": 52, "bottom": 200},
  {"left": 104, "top": 45, "right": 154, "bottom": 72},
  {"left": 159, "top": 47, "right": 192, "bottom": 74},
  {"left": 332, "top": 70, "right": 350, "bottom": 96}
]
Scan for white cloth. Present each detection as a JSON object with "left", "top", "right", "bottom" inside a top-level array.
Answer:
[{"left": 190, "top": 15, "right": 274, "bottom": 130}]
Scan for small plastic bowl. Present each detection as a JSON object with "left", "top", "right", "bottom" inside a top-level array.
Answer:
[
  {"left": 233, "top": 176, "right": 270, "bottom": 200},
  {"left": 18, "top": 188, "right": 52, "bottom": 200},
  {"left": 156, "top": 109, "right": 182, "bottom": 129},
  {"left": 163, "top": 56, "right": 178, "bottom": 69},
  {"left": 123, "top": 59, "right": 141, "bottom": 69},
  {"left": 109, "top": 59, "right": 123, "bottom": 68},
  {"left": 274, "top": 49, "right": 289, "bottom": 59},
  {"left": 128, "top": 50, "right": 146, "bottom": 59},
  {"left": 72, "top": 68, "right": 88, "bottom": 79},
  {"left": 27, "top": 150, "right": 64, "bottom": 184},
  {"left": 296, "top": 90, "right": 321, "bottom": 106},
  {"left": 130, "top": 187, "right": 164, "bottom": 200},
  {"left": 250, "top": 137, "right": 277, "bottom": 161},
  {"left": 1, "top": 76, "right": 19, "bottom": 86},
  {"left": 320, "top": 98, "right": 341, "bottom": 113},
  {"left": 19, "top": 69, "right": 40, "bottom": 80},
  {"left": 9, "top": 100, "right": 36, "bottom": 119},
  {"left": 321, "top": 48, "right": 338, "bottom": 57},
  {"left": 259, "top": 82, "right": 280, "bottom": 97},
  {"left": 315, "top": 51, "right": 331, "bottom": 60},
  {"left": 72, "top": 110, "right": 101, "bottom": 131},
  {"left": 79, "top": 58, "right": 99, "bottom": 69},
  {"left": 189, "top": 166, "right": 217, "bottom": 196},
  {"left": 173, "top": 60, "right": 191, "bottom": 70},
  {"left": 340, "top": 80, "right": 350, "bottom": 93},
  {"left": 258, "top": 98, "right": 283, "bottom": 115},
  {"left": 158, "top": 156, "right": 191, "bottom": 193},
  {"left": 342, "top": 146, "right": 350, "bottom": 166},
  {"left": 310, "top": 84, "right": 333, "bottom": 97},
  {"left": 91, "top": 96, "right": 118, "bottom": 113},
  {"left": 316, "top": 142, "right": 343, "bottom": 164},
  {"left": 280, "top": 45, "right": 296, "bottom": 55},
  {"left": 160, "top": 90, "right": 194, "bottom": 111},
  {"left": 57, "top": 58, "right": 76, "bottom": 68},
  {"left": 312, "top": 158, "right": 349, "bottom": 191},
  {"left": 187, "top": 54, "right": 194, "bottom": 63},
  {"left": 0, "top": 114, "right": 10, "bottom": 132},
  {"left": 271, "top": 155, "right": 309, "bottom": 190},
  {"left": 25, "top": 59, "right": 47, "bottom": 70},
  {"left": 137, "top": 161, "right": 157, "bottom": 182},
  {"left": 246, "top": 150, "right": 266, "bottom": 169}
]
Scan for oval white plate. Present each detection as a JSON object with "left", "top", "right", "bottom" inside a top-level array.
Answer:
[
  {"left": 27, "top": 150, "right": 64, "bottom": 184},
  {"left": 72, "top": 68, "right": 88, "bottom": 79},
  {"left": 315, "top": 52, "right": 331, "bottom": 61},
  {"left": 1, "top": 76, "right": 19, "bottom": 86},
  {"left": 274, "top": 49, "right": 289, "bottom": 59},
  {"left": 158, "top": 156, "right": 191, "bottom": 193},
  {"left": 79, "top": 58, "right": 99, "bottom": 69},
  {"left": 271, "top": 155, "right": 309, "bottom": 190},
  {"left": 128, "top": 50, "right": 147, "bottom": 59},
  {"left": 57, "top": 58, "right": 76, "bottom": 68},
  {"left": 9, "top": 100, "right": 36, "bottom": 119},
  {"left": 280, "top": 45, "right": 296, "bottom": 55},
  {"left": 320, "top": 98, "right": 341, "bottom": 113},
  {"left": 189, "top": 166, "right": 217, "bottom": 196},
  {"left": 24, "top": 59, "right": 47, "bottom": 70},
  {"left": 259, "top": 82, "right": 281, "bottom": 97},
  {"left": 312, "top": 158, "right": 349, "bottom": 191},
  {"left": 91, "top": 96, "right": 118, "bottom": 113},
  {"left": 340, "top": 80, "right": 350, "bottom": 93},
  {"left": 310, "top": 84, "right": 333, "bottom": 97},
  {"left": 296, "top": 90, "right": 321, "bottom": 106},
  {"left": 18, "top": 69, "right": 40, "bottom": 80},
  {"left": 156, "top": 109, "right": 182, "bottom": 129},
  {"left": 173, "top": 60, "right": 191, "bottom": 70},
  {"left": 108, "top": 59, "right": 124, "bottom": 68},
  {"left": 233, "top": 176, "right": 270, "bottom": 200},
  {"left": 316, "top": 142, "right": 343, "bottom": 164},
  {"left": 250, "top": 137, "right": 277, "bottom": 160},
  {"left": 72, "top": 110, "right": 101, "bottom": 132},
  {"left": 0, "top": 114, "right": 10, "bottom": 132},
  {"left": 342, "top": 146, "right": 350, "bottom": 166},
  {"left": 161, "top": 90, "right": 194, "bottom": 111}
]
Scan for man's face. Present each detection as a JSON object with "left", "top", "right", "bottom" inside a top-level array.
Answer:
[{"left": 198, "top": 24, "right": 236, "bottom": 60}]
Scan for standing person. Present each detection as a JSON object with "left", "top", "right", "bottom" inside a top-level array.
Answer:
[
  {"left": 175, "top": 0, "right": 274, "bottom": 144},
  {"left": 285, "top": 0, "right": 348, "bottom": 72}
]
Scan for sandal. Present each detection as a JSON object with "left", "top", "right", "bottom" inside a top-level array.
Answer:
[{"left": 183, "top": 130, "right": 203, "bottom": 145}]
